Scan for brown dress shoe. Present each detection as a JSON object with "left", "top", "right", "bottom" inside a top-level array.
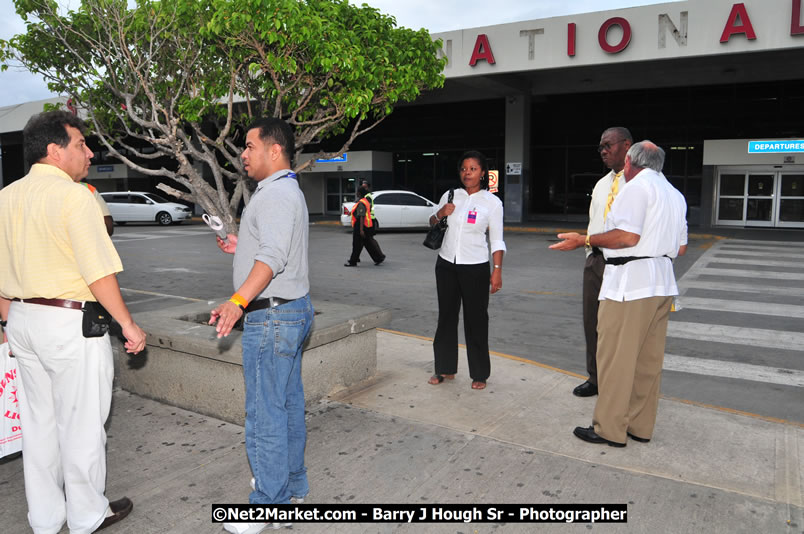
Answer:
[{"left": 96, "top": 497, "right": 133, "bottom": 531}]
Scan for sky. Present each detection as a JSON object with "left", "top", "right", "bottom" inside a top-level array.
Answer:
[{"left": 0, "top": 0, "right": 673, "bottom": 108}]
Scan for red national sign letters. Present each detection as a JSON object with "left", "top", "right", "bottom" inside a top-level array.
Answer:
[{"left": 466, "top": 0, "right": 803, "bottom": 67}]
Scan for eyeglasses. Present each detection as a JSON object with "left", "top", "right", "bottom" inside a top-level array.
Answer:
[{"left": 598, "top": 139, "right": 626, "bottom": 153}]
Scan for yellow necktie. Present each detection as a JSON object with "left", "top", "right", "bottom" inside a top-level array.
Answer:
[{"left": 603, "top": 171, "right": 623, "bottom": 221}]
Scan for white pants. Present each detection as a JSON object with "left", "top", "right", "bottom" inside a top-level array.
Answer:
[{"left": 7, "top": 301, "right": 113, "bottom": 534}]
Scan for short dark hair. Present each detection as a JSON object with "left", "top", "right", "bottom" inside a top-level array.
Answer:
[
  {"left": 457, "top": 150, "right": 489, "bottom": 190},
  {"left": 23, "top": 110, "right": 87, "bottom": 166},
  {"left": 247, "top": 117, "right": 295, "bottom": 164},
  {"left": 602, "top": 126, "right": 633, "bottom": 144},
  {"left": 357, "top": 185, "right": 370, "bottom": 198}
]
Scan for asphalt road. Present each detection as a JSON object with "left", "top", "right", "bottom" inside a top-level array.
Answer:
[{"left": 113, "top": 220, "right": 803, "bottom": 425}]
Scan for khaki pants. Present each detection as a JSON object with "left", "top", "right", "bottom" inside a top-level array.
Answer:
[{"left": 593, "top": 296, "right": 672, "bottom": 444}]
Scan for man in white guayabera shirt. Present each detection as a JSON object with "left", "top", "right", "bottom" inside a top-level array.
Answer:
[{"left": 550, "top": 140, "right": 688, "bottom": 447}]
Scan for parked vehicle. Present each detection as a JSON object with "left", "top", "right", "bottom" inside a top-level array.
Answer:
[
  {"left": 340, "top": 190, "right": 436, "bottom": 229},
  {"left": 100, "top": 191, "right": 192, "bottom": 225}
]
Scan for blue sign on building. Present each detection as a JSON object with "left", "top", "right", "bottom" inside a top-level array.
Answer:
[
  {"left": 97, "top": 165, "right": 115, "bottom": 172},
  {"left": 748, "top": 141, "right": 804, "bottom": 154},
  {"left": 316, "top": 154, "right": 348, "bottom": 163}
]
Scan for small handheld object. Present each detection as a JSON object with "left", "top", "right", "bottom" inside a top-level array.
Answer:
[{"left": 202, "top": 213, "right": 228, "bottom": 240}]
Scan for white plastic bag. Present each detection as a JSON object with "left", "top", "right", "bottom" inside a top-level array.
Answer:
[{"left": 0, "top": 342, "right": 22, "bottom": 458}]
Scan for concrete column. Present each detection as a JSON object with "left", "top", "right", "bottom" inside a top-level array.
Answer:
[
  {"left": 504, "top": 95, "right": 531, "bottom": 223},
  {"left": 699, "top": 165, "right": 715, "bottom": 229}
]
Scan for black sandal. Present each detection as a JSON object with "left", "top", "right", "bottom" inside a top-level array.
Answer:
[{"left": 428, "top": 374, "right": 455, "bottom": 385}]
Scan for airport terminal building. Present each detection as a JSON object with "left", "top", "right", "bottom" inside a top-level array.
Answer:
[{"left": 1, "top": 0, "right": 803, "bottom": 230}]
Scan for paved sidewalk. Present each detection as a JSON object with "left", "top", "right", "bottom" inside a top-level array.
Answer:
[{"left": 1, "top": 330, "right": 801, "bottom": 533}]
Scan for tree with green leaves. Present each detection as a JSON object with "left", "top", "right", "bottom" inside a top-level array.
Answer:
[{"left": 1, "top": 0, "right": 446, "bottom": 232}]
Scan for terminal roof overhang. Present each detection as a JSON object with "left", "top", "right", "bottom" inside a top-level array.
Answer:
[
  {"left": 414, "top": 47, "right": 804, "bottom": 105},
  {"left": 412, "top": 0, "right": 804, "bottom": 104}
]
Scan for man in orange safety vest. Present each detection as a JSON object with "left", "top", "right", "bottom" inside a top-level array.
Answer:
[{"left": 344, "top": 185, "right": 385, "bottom": 267}]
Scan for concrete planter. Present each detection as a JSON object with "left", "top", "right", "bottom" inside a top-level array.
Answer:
[{"left": 112, "top": 300, "right": 391, "bottom": 425}]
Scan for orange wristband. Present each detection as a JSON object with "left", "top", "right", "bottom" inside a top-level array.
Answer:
[{"left": 229, "top": 293, "right": 248, "bottom": 310}]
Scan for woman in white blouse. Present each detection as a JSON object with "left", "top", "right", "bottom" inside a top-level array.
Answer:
[{"left": 428, "top": 151, "right": 506, "bottom": 390}]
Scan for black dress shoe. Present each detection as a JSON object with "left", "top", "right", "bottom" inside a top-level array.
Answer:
[
  {"left": 572, "top": 381, "right": 598, "bottom": 397},
  {"left": 344, "top": 262, "right": 357, "bottom": 267},
  {"left": 627, "top": 432, "right": 650, "bottom": 443},
  {"left": 573, "top": 426, "right": 625, "bottom": 447},
  {"left": 374, "top": 256, "right": 386, "bottom": 266},
  {"left": 96, "top": 497, "right": 133, "bottom": 531}
]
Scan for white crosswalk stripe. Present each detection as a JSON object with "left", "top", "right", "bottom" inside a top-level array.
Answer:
[
  {"left": 663, "top": 354, "right": 804, "bottom": 388},
  {"left": 667, "top": 322, "right": 804, "bottom": 352},
  {"left": 678, "top": 297, "right": 804, "bottom": 319},
  {"left": 112, "top": 232, "right": 153, "bottom": 239},
  {"left": 684, "top": 267, "right": 804, "bottom": 281},
  {"left": 717, "top": 243, "right": 798, "bottom": 252},
  {"left": 704, "top": 256, "right": 803, "bottom": 269},
  {"left": 680, "top": 279, "right": 804, "bottom": 297},
  {"left": 112, "top": 227, "right": 211, "bottom": 242},
  {"left": 669, "top": 238, "right": 804, "bottom": 387},
  {"left": 710, "top": 249, "right": 804, "bottom": 260},
  {"left": 158, "top": 229, "right": 206, "bottom": 234}
]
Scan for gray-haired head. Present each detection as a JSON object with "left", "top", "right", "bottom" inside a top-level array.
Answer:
[{"left": 626, "top": 140, "right": 665, "bottom": 172}]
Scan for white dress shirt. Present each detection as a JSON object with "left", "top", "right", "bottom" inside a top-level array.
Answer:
[
  {"left": 599, "top": 169, "right": 688, "bottom": 302},
  {"left": 434, "top": 188, "right": 506, "bottom": 265}
]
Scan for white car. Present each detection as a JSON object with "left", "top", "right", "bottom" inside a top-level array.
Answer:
[
  {"left": 340, "top": 190, "right": 436, "bottom": 229},
  {"left": 100, "top": 191, "right": 193, "bottom": 225}
]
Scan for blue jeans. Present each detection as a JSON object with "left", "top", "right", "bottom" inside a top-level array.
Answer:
[{"left": 241, "top": 294, "right": 313, "bottom": 504}]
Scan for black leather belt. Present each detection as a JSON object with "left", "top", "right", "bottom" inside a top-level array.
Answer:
[
  {"left": 246, "top": 297, "right": 294, "bottom": 312},
  {"left": 12, "top": 297, "right": 83, "bottom": 310},
  {"left": 606, "top": 255, "right": 670, "bottom": 265}
]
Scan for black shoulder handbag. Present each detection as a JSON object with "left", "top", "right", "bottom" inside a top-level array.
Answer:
[{"left": 423, "top": 189, "right": 454, "bottom": 250}]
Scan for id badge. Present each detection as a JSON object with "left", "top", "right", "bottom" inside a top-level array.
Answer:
[{"left": 467, "top": 210, "right": 477, "bottom": 224}]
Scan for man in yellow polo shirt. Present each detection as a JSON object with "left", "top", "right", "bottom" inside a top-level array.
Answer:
[{"left": 0, "top": 110, "right": 146, "bottom": 534}]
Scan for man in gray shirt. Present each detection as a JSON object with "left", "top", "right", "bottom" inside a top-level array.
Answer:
[{"left": 210, "top": 117, "right": 313, "bottom": 534}]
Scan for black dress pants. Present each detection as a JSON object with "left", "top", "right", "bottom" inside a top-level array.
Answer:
[
  {"left": 582, "top": 249, "right": 605, "bottom": 385},
  {"left": 432, "top": 256, "right": 490, "bottom": 381},
  {"left": 348, "top": 224, "right": 385, "bottom": 264}
]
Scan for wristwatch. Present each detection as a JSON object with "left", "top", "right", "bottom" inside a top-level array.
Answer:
[{"left": 0, "top": 319, "right": 7, "bottom": 327}]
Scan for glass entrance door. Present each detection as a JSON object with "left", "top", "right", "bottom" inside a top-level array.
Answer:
[
  {"left": 745, "top": 173, "right": 774, "bottom": 227},
  {"left": 716, "top": 172, "right": 746, "bottom": 226},
  {"left": 778, "top": 173, "right": 804, "bottom": 228},
  {"left": 326, "top": 176, "right": 358, "bottom": 215},
  {"left": 716, "top": 167, "right": 804, "bottom": 228}
]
